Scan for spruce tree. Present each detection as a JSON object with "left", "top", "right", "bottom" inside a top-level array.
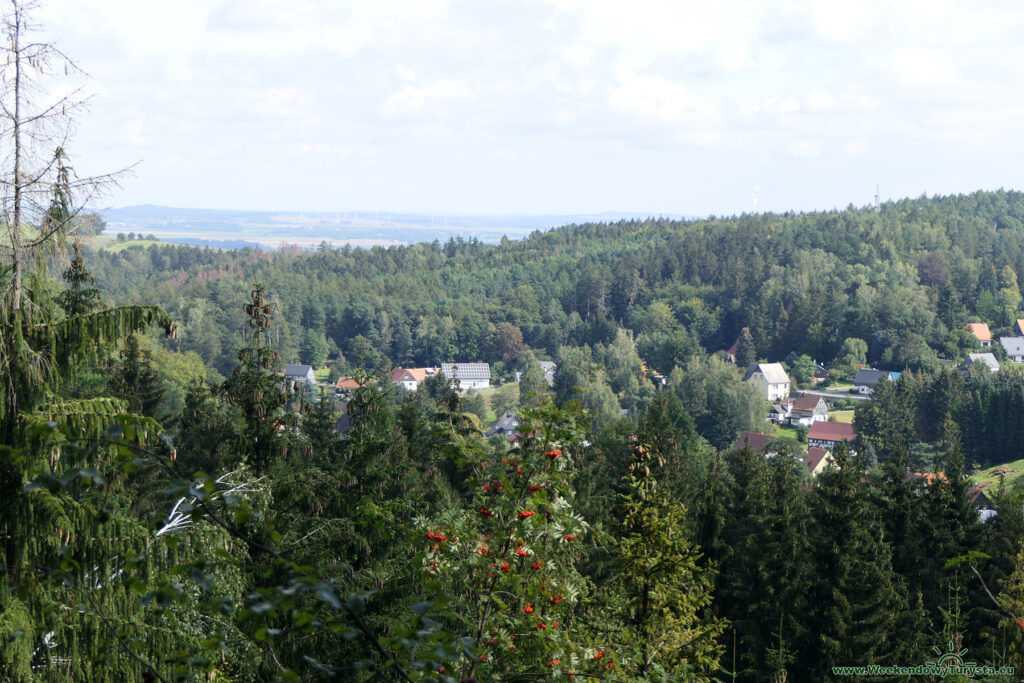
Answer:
[
  {"left": 799, "top": 444, "right": 906, "bottom": 678},
  {"left": 609, "top": 441, "right": 725, "bottom": 679},
  {"left": 222, "top": 284, "right": 289, "bottom": 473}
]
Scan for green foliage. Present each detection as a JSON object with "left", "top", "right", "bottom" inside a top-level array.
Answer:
[
  {"left": 670, "top": 355, "right": 767, "bottom": 450},
  {"left": 419, "top": 400, "right": 606, "bottom": 679},
  {"left": 608, "top": 442, "right": 725, "bottom": 679}
]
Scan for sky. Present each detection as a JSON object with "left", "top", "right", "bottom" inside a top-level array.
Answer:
[{"left": 26, "top": 0, "right": 1024, "bottom": 216}]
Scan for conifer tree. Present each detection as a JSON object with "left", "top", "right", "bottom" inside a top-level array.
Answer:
[
  {"left": 56, "top": 242, "right": 102, "bottom": 317},
  {"left": 608, "top": 441, "right": 725, "bottom": 679},
  {"left": 222, "top": 284, "right": 289, "bottom": 473},
  {"left": 799, "top": 443, "right": 907, "bottom": 678},
  {"left": 736, "top": 326, "right": 757, "bottom": 368},
  {"left": 108, "top": 335, "right": 167, "bottom": 419}
]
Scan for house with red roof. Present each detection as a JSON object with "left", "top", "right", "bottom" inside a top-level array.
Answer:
[
  {"left": 789, "top": 393, "right": 828, "bottom": 426},
  {"left": 732, "top": 431, "right": 777, "bottom": 453},
  {"left": 335, "top": 376, "right": 365, "bottom": 393},
  {"left": 966, "top": 322, "right": 992, "bottom": 348},
  {"left": 807, "top": 421, "right": 855, "bottom": 451},
  {"left": 391, "top": 367, "right": 438, "bottom": 391}
]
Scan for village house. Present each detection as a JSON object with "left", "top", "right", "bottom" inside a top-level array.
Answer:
[
  {"left": 391, "top": 367, "right": 438, "bottom": 391},
  {"left": 769, "top": 403, "right": 790, "bottom": 424},
  {"left": 966, "top": 322, "right": 993, "bottom": 348},
  {"left": 853, "top": 368, "right": 900, "bottom": 395},
  {"left": 788, "top": 393, "right": 828, "bottom": 426},
  {"left": 334, "top": 376, "right": 364, "bottom": 397},
  {"left": 485, "top": 411, "right": 521, "bottom": 438},
  {"left": 807, "top": 421, "right": 855, "bottom": 451},
  {"left": 285, "top": 364, "right": 316, "bottom": 387},
  {"left": 1000, "top": 337, "right": 1024, "bottom": 363},
  {"left": 804, "top": 446, "right": 834, "bottom": 477},
  {"left": 539, "top": 360, "right": 557, "bottom": 384},
  {"left": 906, "top": 473, "right": 997, "bottom": 521},
  {"left": 960, "top": 353, "right": 1000, "bottom": 373},
  {"left": 725, "top": 339, "right": 740, "bottom": 365},
  {"left": 515, "top": 360, "right": 558, "bottom": 385},
  {"left": 969, "top": 486, "right": 997, "bottom": 522},
  {"left": 743, "top": 362, "right": 791, "bottom": 402},
  {"left": 732, "top": 431, "right": 778, "bottom": 454},
  {"left": 440, "top": 362, "right": 491, "bottom": 391}
]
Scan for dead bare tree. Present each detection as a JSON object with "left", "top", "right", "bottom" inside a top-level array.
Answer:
[{"left": 0, "top": 0, "right": 125, "bottom": 311}]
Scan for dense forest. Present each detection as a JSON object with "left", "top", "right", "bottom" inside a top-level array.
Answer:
[
  {"left": 8, "top": 2, "right": 1024, "bottom": 678},
  {"left": 2, "top": 189, "right": 1024, "bottom": 680},
  {"left": 87, "top": 190, "right": 1024, "bottom": 466}
]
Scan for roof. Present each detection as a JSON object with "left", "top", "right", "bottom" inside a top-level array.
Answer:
[
  {"left": 966, "top": 322, "right": 992, "bottom": 342},
  {"left": 807, "top": 421, "right": 855, "bottom": 443},
  {"left": 791, "top": 393, "right": 825, "bottom": 412},
  {"left": 906, "top": 471, "right": 948, "bottom": 485},
  {"left": 968, "top": 486, "right": 995, "bottom": 509},
  {"left": 391, "top": 367, "right": 435, "bottom": 383},
  {"left": 743, "top": 362, "right": 790, "bottom": 385},
  {"left": 732, "top": 431, "right": 776, "bottom": 452},
  {"left": 966, "top": 353, "right": 1000, "bottom": 372},
  {"left": 336, "top": 376, "right": 364, "bottom": 390},
  {"left": 1001, "top": 337, "right": 1024, "bottom": 357},
  {"left": 441, "top": 362, "right": 491, "bottom": 382},
  {"left": 853, "top": 368, "right": 887, "bottom": 387},
  {"left": 285, "top": 364, "right": 314, "bottom": 378},
  {"left": 804, "top": 446, "right": 831, "bottom": 473},
  {"left": 485, "top": 411, "right": 521, "bottom": 437}
]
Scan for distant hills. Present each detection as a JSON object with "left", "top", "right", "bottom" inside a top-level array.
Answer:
[{"left": 101, "top": 204, "right": 690, "bottom": 250}]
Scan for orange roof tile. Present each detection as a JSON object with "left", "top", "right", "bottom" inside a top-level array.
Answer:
[
  {"left": 966, "top": 322, "right": 992, "bottom": 341},
  {"left": 336, "top": 376, "right": 364, "bottom": 390}
]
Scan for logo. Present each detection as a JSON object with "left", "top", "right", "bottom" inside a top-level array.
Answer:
[
  {"left": 832, "top": 639, "right": 1015, "bottom": 678},
  {"left": 924, "top": 640, "right": 976, "bottom": 671}
]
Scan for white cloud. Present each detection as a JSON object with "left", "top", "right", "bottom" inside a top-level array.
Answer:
[
  {"left": 380, "top": 80, "right": 472, "bottom": 119},
  {"left": 609, "top": 71, "right": 719, "bottom": 124},
  {"left": 889, "top": 48, "right": 957, "bottom": 88},
  {"left": 789, "top": 140, "right": 822, "bottom": 158},
  {"left": 25, "top": 0, "right": 1024, "bottom": 214}
]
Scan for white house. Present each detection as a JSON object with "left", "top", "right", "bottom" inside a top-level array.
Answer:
[
  {"left": 539, "top": 361, "right": 557, "bottom": 384},
  {"left": 743, "top": 363, "right": 791, "bottom": 402},
  {"left": 440, "top": 363, "right": 491, "bottom": 391},
  {"left": 391, "top": 367, "right": 438, "bottom": 391},
  {"left": 285, "top": 364, "right": 316, "bottom": 384},
  {"left": 788, "top": 394, "right": 828, "bottom": 426}
]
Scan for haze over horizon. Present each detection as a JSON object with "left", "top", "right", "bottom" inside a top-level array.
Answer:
[{"left": 36, "top": 1, "right": 1024, "bottom": 218}]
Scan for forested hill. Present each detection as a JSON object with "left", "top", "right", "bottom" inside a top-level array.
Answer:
[{"left": 86, "top": 189, "right": 1024, "bottom": 380}]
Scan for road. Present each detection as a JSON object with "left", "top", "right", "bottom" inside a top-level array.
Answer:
[{"left": 800, "top": 389, "right": 870, "bottom": 402}]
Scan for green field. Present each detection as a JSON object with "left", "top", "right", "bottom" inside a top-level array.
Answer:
[
  {"left": 830, "top": 410, "right": 855, "bottom": 423},
  {"left": 771, "top": 423, "right": 802, "bottom": 442},
  {"left": 972, "top": 458, "right": 1024, "bottom": 489},
  {"left": 91, "top": 235, "right": 163, "bottom": 253}
]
